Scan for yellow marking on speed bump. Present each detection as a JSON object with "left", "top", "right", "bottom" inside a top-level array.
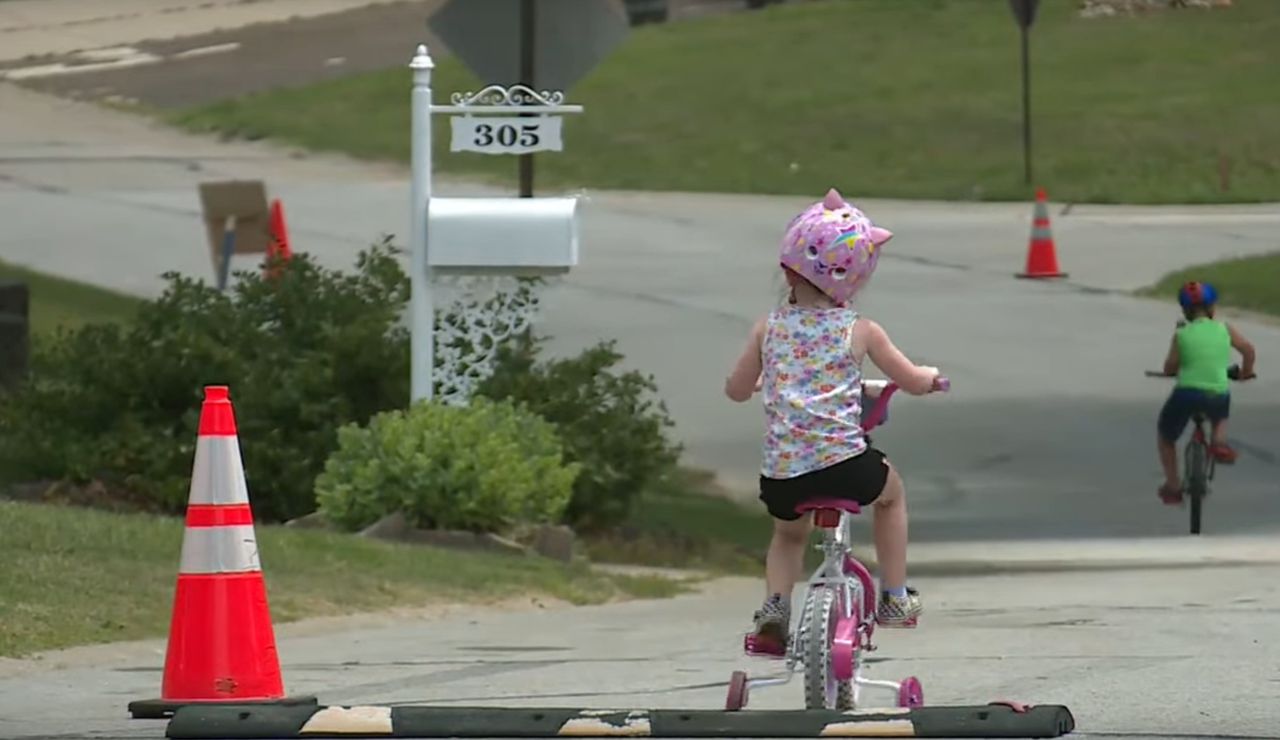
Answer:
[
  {"left": 300, "top": 705, "right": 394, "bottom": 735},
  {"left": 558, "top": 711, "right": 652, "bottom": 736},
  {"left": 819, "top": 718, "right": 915, "bottom": 737}
]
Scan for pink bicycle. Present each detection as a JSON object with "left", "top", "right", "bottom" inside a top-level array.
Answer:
[{"left": 726, "top": 375, "right": 950, "bottom": 712}]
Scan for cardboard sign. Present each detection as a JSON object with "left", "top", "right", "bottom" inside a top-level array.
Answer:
[{"left": 198, "top": 180, "right": 270, "bottom": 259}]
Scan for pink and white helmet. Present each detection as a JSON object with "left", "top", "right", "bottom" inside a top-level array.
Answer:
[{"left": 779, "top": 188, "right": 893, "bottom": 305}]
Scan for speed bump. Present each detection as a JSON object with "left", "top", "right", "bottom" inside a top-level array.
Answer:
[{"left": 165, "top": 702, "right": 1074, "bottom": 738}]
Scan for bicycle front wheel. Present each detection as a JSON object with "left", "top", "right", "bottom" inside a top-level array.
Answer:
[{"left": 803, "top": 585, "right": 853, "bottom": 710}]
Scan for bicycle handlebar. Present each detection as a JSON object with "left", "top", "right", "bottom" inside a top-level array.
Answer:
[
  {"left": 1144, "top": 364, "right": 1255, "bottom": 381},
  {"left": 860, "top": 375, "right": 948, "bottom": 432}
]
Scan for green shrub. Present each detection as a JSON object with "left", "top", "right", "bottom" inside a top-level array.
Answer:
[
  {"left": 0, "top": 241, "right": 680, "bottom": 531},
  {"left": 478, "top": 331, "right": 682, "bottom": 532},
  {"left": 315, "top": 397, "right": 580, "bottom": 533},
  {"left": 0, "top": 241, "right": 413, "bottom": 522}
]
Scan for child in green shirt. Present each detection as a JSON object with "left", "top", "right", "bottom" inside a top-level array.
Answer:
[{"left": 1156, "top": 281, "right": 1256, "bottom": 505}]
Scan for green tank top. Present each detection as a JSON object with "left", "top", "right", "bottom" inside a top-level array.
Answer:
[{"left": 1176, "top": 318, "right": 1231, "bottom": 393}]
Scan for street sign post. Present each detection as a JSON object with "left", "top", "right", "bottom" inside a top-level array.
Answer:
[
  {"left": 407, "top": 44, "right": 585, "bottom": 404},
  {"left": 427, "top": 0, "right": 628, "bottom": 197},
  {"left": 1008, "top": 0, "right": 1040, "bottom": 186}
]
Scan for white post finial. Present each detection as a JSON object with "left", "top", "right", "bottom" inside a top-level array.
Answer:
[{"left": 410, "top": 44, "right": 433, "bottom": 70}]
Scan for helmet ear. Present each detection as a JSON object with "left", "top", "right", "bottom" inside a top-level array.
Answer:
[
  {"left": 869, "top": 226, "right": 893, "bottom": 246},
  {"left": 822, "top": 188, "right": 845, "bottom": 210}
]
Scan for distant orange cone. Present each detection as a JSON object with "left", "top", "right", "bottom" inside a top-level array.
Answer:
[
  {"left": 1016, "top": 187, "right": 1068, "bottom": 279},
  {"left": 264, "top": 199, "right": 292, "bottom": 279},
  {"left": 128, "top": 386, "right": 315, "bottom": 720}
]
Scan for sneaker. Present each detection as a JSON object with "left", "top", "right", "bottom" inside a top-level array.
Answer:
[
  {"left": 745, "top": 593, "right": 789, "bottom": 656},
  {"left": 876, "top": 588, "right": 922, "bottom": 628},
  {"left": 1158, "top": 483, "right": 1183, "bottom": 506},
  {"left": 1210, "top": 444, "right": 1238, "bottom": 464}
]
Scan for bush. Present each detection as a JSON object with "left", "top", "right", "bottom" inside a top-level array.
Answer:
[
  {"left": 0, "top": 241, "right": 681, "bottom": 531},
  {"left": 315, "top": 397, "right": 580, "bottom": 533},
  {"left": 478, "top": 331, "right": 682, "bottom": 532},
  {"left": 0, "top": 241, "right": 413, "bottom": 522}
]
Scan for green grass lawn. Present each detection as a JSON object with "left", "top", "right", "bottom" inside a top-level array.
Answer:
[
  {"left": 583, "top": 468, "right": 831, "bottom": 576},
  {"left": 0, "top": 260, "right": 141, "bottom": 335},
  {"left": 0, "top": 500, "right": 679, "bottom": 658},
  {"left": 583, "top": 469, "right": 771, "bottom": 574},
  {"left": 167, "top": 0, "right": 1280, "bottom": 204},
  {"left": 1140, "top": 252, "right": 1280, "bottom": 318}
]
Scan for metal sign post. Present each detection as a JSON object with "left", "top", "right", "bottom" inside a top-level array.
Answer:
[
  {"left": 427, "top": 0, "right": 628, "bottom": 197},
  {"left": 518, "top": 0, "right": 536, "bottom": 197},
  {"left": 1008, "top": 0, "right": 1040, "bottom": 186},
  {"left": 408, "top": 44, "right": 584, "bottom": 404}
]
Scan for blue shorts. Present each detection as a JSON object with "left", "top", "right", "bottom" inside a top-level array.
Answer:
[{"left": 1158, "top": 387, "right": 1230, "bottom": 443}]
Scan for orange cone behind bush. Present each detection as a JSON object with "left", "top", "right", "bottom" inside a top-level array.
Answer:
[
  {"left": 129, "top": 386, "right": 314, "bottom": 720},
  {"left": 264, "top": 198, "right": 293, "bottom": 279},
  {"left": 1017, "top": 187, "right": 1068, "bottom": 279},
  {"left": 268, "top": 198, "right": 292, "bottom": 262}
]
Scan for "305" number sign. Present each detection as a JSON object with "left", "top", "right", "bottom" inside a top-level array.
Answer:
[{"left": 450, "top": 116, "right": 564, "bottom": 155}]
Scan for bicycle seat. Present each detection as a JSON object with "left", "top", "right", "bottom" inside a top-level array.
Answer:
[
  {"left": 795, "top": 498, "right": 863, "bottom": 515},
  {"left": 796, "top": 498, "right": 861, "bottom": 528}
]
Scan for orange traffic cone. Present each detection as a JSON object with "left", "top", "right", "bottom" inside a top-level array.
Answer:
[
  {"left": 128, "top": 386, "right": 315, "bottom": 720},
  {"left": 1016, "top": 187, "right": 1068, "bottom": 279},
  {"left": 264, "top": 198, "right": 292, "bottom": 279}
]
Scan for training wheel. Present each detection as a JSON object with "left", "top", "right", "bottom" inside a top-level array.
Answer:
[
  {"left": 896, "top": 676, "right": 923, "bottom": 708},
  {"left": 726, "top": 670, "right": 749, "bottom": 711}
]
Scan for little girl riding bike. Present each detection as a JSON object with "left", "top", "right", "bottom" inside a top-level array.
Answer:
[{"left": 724, "top": 188, "right": 945, "bottom": 654}]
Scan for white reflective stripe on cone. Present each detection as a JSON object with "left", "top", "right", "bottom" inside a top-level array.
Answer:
[
  {"left": 179, "top": 525, "right": 262, "bottom": 574},
  {"left": 186, "top": 436, "right": 251, "bottom": 506}
]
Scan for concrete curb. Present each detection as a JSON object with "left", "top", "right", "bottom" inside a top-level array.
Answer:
[
  {"left": 164, "top": 703, "right": 1076, "bottom": 738},
  {"left": 847, "top": 537, "right": 1280, "bottom": 577},
  {"left": 851, "top": 550, "right": 1280, "bottom": 577}
]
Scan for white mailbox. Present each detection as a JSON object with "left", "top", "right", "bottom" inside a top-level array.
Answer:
[{"left": 426, "top": 196, "right": 580, "bottom": 276}]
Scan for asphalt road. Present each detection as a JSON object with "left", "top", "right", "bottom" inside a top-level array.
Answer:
[
  {"left": 0, "top": 0, "right": 745, "bottom": 107},
  {"left": 0, "top": 0, "right": 449, "bottom": 107},
  {"left": 4, "top": 566, "right": 1279, "bottom": 739}
]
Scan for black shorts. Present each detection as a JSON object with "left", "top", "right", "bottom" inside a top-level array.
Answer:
[
  {"left": 1158, "top": 387, "right": 1230, "bottom": 443},
  {"left": 759, "top": 447, "right": 891, "bottom": 522}
]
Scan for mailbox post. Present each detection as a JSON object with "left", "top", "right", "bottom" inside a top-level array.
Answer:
[{"left": 408, "top": 43, "right": 584, "bottom": 404}]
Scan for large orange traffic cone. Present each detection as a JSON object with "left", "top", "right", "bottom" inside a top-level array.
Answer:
[
  {"left": 1016, "top": 187, "right": 1068, "bottom": 279},
  {"left": 129, "top": 386, "right": 315, "bottom": 720}
]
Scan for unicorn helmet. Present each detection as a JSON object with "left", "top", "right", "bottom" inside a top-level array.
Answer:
[{"left": 779, "top": 188, "right": 893, "bottom": 305}]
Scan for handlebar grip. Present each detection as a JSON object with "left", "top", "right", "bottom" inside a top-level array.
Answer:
[{"left": 933, "top": 376, "right": 950, "bottom": 392}]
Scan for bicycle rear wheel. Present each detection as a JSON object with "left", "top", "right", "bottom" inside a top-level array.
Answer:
[
  {"left": 1185, "top": 439, "right": 1207, "bottom": 535},
  {"left": 802, "top": 585, "right": 853, "bottom": 710}
]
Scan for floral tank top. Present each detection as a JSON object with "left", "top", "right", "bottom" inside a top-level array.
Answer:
[{"left": 760, "top": 304, "right": 866, "bottom": 479}]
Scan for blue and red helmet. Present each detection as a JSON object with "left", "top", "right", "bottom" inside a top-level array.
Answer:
[{"left": 1178, "top": 281, "right": 1218, "bottom": 309}]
